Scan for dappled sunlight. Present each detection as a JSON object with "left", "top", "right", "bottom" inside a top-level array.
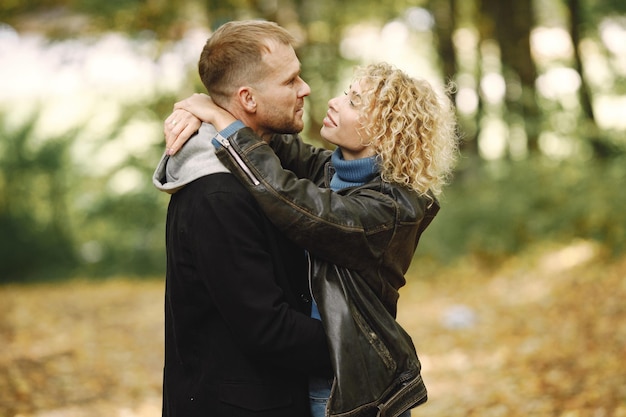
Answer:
[
  {"left": 480, "top": 73, "right": 506, "bottom": 104},
  {"left": 455, "top": 86, "right": 479, "bottom": 115},
  {"left": 538, "top": 240, "right": 598, "bottom": 273},
  {"left": 531, "top": 27, "right": 574, "bottom": 60},
  {"left": 478, "top": 117, "right": 508, "bottom": 160},
  {"left": 464, "top": 23, "right": 626, "bottom": 158},
  {"left": 595, "top": 95, "right": 626, "bottom": 130},
  {"left": 538, "top": 132, "right": 580, "bottom": 160},
  {"left": 579, "top": 39, "right": 615, "bottom": 88},
  {"left": 0, "top": 26, "right": 208, "bottom": 172},
  {"left": 88, "top": 115, "right": 164, "bottom": 176},
  {"left": 600, "top": 17, "right": 626, "bottom": 57},
  {"left": 531, "top": 22, "right": 626, "bottom": 132},
  {"left": 339, "top": 17, "right": 441, "bottom": 86},
  {"left": 536, "top": 67, "right": 581, "bottom": 101},
  {"left": 487, "top": 241, "right": 600, "bottom": 305},
  {"left": 2, "top": 16, "right": 623, "bottom": 169},
  {"left": 107, "top": 166, "right": 147, "bottom": 195}
]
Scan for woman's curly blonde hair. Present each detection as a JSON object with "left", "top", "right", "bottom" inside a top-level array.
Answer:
[{"left": 355, "top": 63, "right": 459, "bottom": 197}]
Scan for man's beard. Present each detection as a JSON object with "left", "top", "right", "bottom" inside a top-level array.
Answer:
[{"left": 267, "top": 116, "right": 304, "bottom": 135}]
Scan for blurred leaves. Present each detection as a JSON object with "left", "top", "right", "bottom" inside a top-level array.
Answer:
[
  {"left": 0, "top": 113, "right": 77, "bottom": 280},
  {"left": 0, "top": 279, "right": 163, "bottom": 416},
  {"left": 419, "top": 156, "right": 626, "bottom": 265},
  {"left": 0, "top": 0, "right": 625, "bottom": 282},
  {"left": 399, "top": 242, "right": 626, "bottom": 417},
  {"left": 0, "top": 244, "right": 624, "bottom": 416},
  {"left": 0, "top": 104, "right": 169, "bottom": 282}
]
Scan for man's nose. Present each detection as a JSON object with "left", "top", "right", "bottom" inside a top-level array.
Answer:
[{"left": 298, "top": 78, "right": 311, "bottom": 97}]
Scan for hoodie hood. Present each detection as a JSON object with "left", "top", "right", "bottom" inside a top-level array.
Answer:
[{"left": 152, "top": 123, "right": 230, "bottom": 194}]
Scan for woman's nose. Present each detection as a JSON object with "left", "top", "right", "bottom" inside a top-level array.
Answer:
[{"left": 327, "top": 95, "right": 339, "bottom": 109}]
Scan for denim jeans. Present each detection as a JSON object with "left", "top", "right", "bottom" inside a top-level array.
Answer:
[
  {"left": 309, "top": 376, "right": 332, "bottom": 417},
  {"left": 309, "top": 376, "right": 412, "bottom": 417}
]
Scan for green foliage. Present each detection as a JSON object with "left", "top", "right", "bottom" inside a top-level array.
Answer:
[
  {"left": 76, "top": 186, "right": 168, "bottom": 278},
  {"left": 0, "top": 113, "right": 78, "bottom": 281},
  {"left": 587, "top": 0, "right": 626, "bottom": 16},
  {"left": 0, "top": 100, "right": 172, "bottom": 283},
  {"left": 418, "top": 156, "right": 626, "bottom": 265},
  {"left": 4, "top": 108, "right": 622, "bottom": 282},
  {"left": 0, "top": 212, "right": 76, "bottom": 282},
  {"left": 1, "top": 0, "right": 625, "bottom": 283}
]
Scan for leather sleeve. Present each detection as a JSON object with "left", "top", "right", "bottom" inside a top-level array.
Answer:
[
  {"left": 215, "top": 128, "right": 423, "bottom": 270},
  {"left": 268, "top": 134, "right": 331, "bottom": 186}
]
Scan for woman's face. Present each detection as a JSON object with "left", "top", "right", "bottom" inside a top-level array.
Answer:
[{"left": 320, "top": 81, "right": 373, "bottom": 160}]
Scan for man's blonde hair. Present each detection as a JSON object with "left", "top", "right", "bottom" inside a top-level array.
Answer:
[
  {"left": 198, "top": 20, "right": 297, "bottom": 106},
  {"left": 355, "top": 63, "right": 459, "bottom": 196}
]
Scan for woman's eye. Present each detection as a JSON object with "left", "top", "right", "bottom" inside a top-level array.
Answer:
[{"left": 343, "top": 91, "right": 355, "bottom": 106}]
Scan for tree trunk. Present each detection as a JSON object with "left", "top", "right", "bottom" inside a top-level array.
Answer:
[
  {"left": 478, "top": 0, "right": 540, "bottom": 156},
  {"left": 431, "top": 0, "right": 458, "bottom": 82},
  {"left": 566, "top": 0, "right": 614, "bottom": 157},
  {"left": 496, "top": 0, "right": 539, "bottom": 154}
]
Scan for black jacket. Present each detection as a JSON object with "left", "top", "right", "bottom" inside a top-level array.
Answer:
[
  {"left": 214, "top": 129, "right": 437, "bottom": 417},
  {"left": 156, "top": 134, "right": 332, "bottom": 417}
]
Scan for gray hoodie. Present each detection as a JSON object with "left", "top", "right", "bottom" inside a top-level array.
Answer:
[{"left": 152, "top": 123, "right": 230, "bottom": 194}]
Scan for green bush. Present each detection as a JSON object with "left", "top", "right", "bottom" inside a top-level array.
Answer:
[{"left": 418, "top": 156, "right": 626, "bottom": 264}]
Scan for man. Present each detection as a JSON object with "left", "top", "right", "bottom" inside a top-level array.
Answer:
[{"left": 153, "top": 21, "right": 331, "bottom": 417}]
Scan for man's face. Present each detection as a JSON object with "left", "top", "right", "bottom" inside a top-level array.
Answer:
[{"left": 250, "top": 42, "right": 311, "bottom": 136}]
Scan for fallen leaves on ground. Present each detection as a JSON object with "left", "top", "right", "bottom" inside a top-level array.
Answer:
[
  {"left": 0, "top": 279, "right": 163, "bottom": 417},
  {"left": 0, "top": 240, "right": 624, "bottom": 417},
  {"left": 398, "top": 241, "right": 626, "bottom": 417}
]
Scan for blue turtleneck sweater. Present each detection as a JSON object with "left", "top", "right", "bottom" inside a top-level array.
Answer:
[{"left": 329, "top": 148, "right": 379, "bottom": 191}]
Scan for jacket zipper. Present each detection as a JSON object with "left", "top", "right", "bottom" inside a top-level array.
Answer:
[
  {"left": 306, "top": 250, "right": 335, "bottom": 417},
  {"left": 378, "top": 372, "right": 427, "bottom": 417},
  {"left": 214, "top": 133, "right": 260, "bottom": 185},
  {"left": 305, "top": 251, "right": 317, "bottom": 311}
]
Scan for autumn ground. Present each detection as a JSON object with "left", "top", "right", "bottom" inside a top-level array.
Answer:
[{"left": 0, "top": 240, "right": 624, "bottom": 417}]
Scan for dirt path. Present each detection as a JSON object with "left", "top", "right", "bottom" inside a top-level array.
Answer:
[{"left": 1, "top": 241, "right": 624, "bottom": 417}]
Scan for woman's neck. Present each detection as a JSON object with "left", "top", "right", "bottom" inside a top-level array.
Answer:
[{"left": 329, "top": 149, "right": 379, "bottom": 191}]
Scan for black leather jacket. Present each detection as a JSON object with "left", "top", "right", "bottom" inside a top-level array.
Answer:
[{"left": 214, "top": 128, "right": 438, "bottom": 417}]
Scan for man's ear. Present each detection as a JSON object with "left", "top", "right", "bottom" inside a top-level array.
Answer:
[{"left": 237, "top": 87, "right": 257, "bottom": 113}]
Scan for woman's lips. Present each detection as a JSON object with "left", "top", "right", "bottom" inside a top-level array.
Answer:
[{"left": 323, "top": 111, "right": 337, "bottom": 127}]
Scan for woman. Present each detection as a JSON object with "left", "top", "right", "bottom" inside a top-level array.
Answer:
[{"left": 166, "top": 63, "right": 458, "bottom": 417}]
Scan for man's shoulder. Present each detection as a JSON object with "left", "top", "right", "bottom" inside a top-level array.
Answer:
[
  {"left": 168, "top": 173, "right": 265, "bottom": 227},
  {"left": 184, "top": 172, "right": 245, "bottom": 193},
  {"left": 174, "top": 173, "right": 257, "bottom": 206}
]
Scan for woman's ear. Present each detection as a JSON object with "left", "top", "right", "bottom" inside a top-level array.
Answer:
[{"left": 237, "top": 87, "right": 257, "bottom": 113}]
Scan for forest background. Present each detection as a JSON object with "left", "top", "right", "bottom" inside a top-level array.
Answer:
[{"left": 0, "top": 0, "right": 625, "bottom": 416}]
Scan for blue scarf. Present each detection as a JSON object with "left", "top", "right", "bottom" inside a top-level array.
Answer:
[{"left": 329, "top": 148, "right": 379, "bottom": 191}]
